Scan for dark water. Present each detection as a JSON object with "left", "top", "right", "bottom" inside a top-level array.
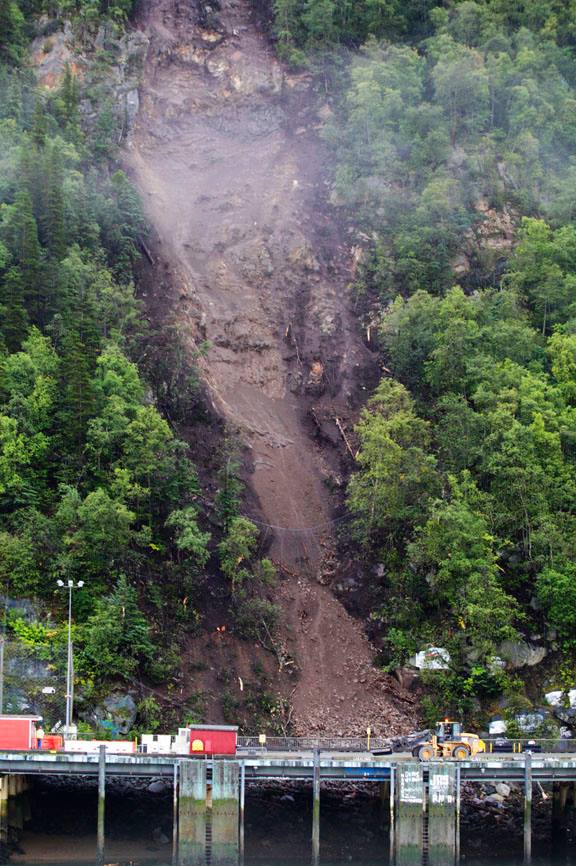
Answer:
[{"left": 8, "top": 783, "right": 576, "bottom": 866}]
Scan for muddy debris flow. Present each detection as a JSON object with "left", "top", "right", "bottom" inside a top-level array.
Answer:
[{"left": 126, "top": 0, "right": 415, "bottom": 735}]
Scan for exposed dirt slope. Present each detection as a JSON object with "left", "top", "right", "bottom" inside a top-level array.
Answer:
[{"left": 126, "top": 0, "right": 416, "bottom": 735}]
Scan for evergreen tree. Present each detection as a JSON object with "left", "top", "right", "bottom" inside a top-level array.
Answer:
[
  {"left": 0, "top": 0, "right": 25, "bottom": 66},
  {"left": 80, "top": 575, "right": 154, "bottom": 681},
  {"left": 41, "top": 144, "right": 67, "bottom": 260},
  {"left": 3, "top": 190, "right": 43, "bottom": 322},
  {"left": 0, "top": 266, "right": 29, "bottom": 351}
]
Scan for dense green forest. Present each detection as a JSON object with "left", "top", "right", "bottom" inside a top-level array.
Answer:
[
  {"left": 272, "top": 0, "right": 576, "bottom": 717},
  {"left": 0, "top": 0, "right": 279, "bottom": 726},
  {"left": 0, "top": 20, "right": 207, "bottom": 694}
]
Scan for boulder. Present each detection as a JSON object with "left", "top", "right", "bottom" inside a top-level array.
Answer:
[
  {"left": 148, "top": 780, "right": 167, "bottom": 794},
  {"left": 495, "top": 783, "right": 511, "bottom": 798},
  {"left": 544, "top": 689, "right": 576, "bottom": 726},
  {"left": 4, "top": 689, "right": 34, "bottom": 715},
  {"left": 124, "top": 89, "right": 140, "bottom": 128},
  {"left": 514, "top": 709, "right": 549, "bottom": 733},
  {"left": 553, "top": 706, "right": 576, "bottom": 726},
  {"left": 545, "top": 688, "right": 576, "bottom": 708},
  {"left": 392, "top": 667, "right": 420, "bottom": 691},
  {"left": 485, "top": 793, "right": 505, "bottom": 805},
  {"left": 488, "top": 718, "right": 507, "bottom": 735},
  {"left": 497, "top": 639, "right": 547, "bottom": 669},
  {"left": 409, "top": 647, "right": 450, "bottom": 670},
  {"left": 89, "top": 692, "right": 137, "bottom": 735}
]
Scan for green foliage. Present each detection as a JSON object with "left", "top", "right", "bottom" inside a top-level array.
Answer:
[
  {"left": 273, "top": 0, "right": 440, "bottom": 57},
  {"left": 348, "top": 378, "right": 439, "bottom": 546},
  {"left": 408, "top": 474, "right": 518, "bottom": 656},
  {"left": 166, "top": 506, "right": 211, "bottom": 569},
  {"left": 0, "top": 0, "right": 26, "bottom": 66},
  {"left": 507, "top": 218, "right": 576, "bottom": 334},
  {"left": 0, "top": 25, "right": 211, "bottom": 706},
  {"left": 537, "top": 563, "right": 576, "bottom": 650},
  {"left": 136, "top": 695, "right": 162, "bottom": 733},
  {"left": 219, "top": 516, "right": 260, "bottom": 592},
  {"left": 326, "top": 15, "right": 576, "bottom": 299},
  {"left": 80, "top": 575, "right": 154, "bottom": 682}
]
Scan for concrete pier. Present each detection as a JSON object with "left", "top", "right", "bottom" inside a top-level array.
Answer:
[
  {"left": 394, "top": 764, "right": 424, "bottom": 866},
  {"left": 0, "top": 774, "right": 31, "bottom": 845},
  {"left": 428, "top": 763, "right": 457, "bottom": 866},
  {"left": 212, "top": 760, "right": 240, "bottom": 866},
  {"left": 178, "top": 760, "right": 207, "bottom": 866}
]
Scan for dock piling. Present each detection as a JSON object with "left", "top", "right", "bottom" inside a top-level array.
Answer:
[
  {"left": 172, "top": 762, "right": 179, "bottom": 865},
  {"left": 239, "top": 760, "right": 245, "bottom": 864},
  {"left": 178, "top": 760, "right": 207, "bottom": 866},
  {"left": 524, "top": 752, "right": 532, "bottom": 864},
  {"left": 212, "top": 760, "right": 240, "bottom": 866},
  {"left": 97, "top": 745, "right": 106, "bottom": 863},
  {"left": 428, "top": 763, "right": 458, "bottom": 866},
  {"left": 395, "top": 763, "right": 424, "bottom": 866},
  {"left": 0, "top": 776, "right": 7, "bottom": 844},
  {"left": 455, "top": 763, "right": 461, "bottom": 865},
  {"left": 312, "top": 748, "right": 321, "bottom": 866}
]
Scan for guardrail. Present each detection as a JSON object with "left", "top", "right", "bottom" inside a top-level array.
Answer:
[
  {"left": 238, "top": 736, "right": 576, "bottom": 754},
  {"left": 484, "top": 738, "right": 576, "bottom": 753},
  {"left": 238, "top": 736, "right": 390, "bottom": 752}
]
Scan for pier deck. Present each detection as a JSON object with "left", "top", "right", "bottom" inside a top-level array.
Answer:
[{"left": 0, "top": 749, "right": 575, "bottom": 781}]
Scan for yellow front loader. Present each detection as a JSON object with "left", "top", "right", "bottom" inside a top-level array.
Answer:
[{"left": 412, "top": 720, "right": 485, "bottom": 760}]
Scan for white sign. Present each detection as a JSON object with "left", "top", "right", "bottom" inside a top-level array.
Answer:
[{"left": 64, "top": 740, "right": 136, "bottom": 754}]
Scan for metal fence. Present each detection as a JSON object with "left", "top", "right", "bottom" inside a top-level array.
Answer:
[
  {"left": 238, "top": 736, "right": 393, "bottom": 752},
  {"left": 483, "top": 738, "right": 576, "bottom": 754},
  {"left": 237, "top": 736, "right": 576, "bottom": 754}
]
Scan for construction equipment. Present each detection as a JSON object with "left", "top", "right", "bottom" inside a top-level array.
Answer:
[{"left": 412, "top": 719, "right": 486, "bottom": 761}]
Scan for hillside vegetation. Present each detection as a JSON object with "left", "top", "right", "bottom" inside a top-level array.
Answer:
[
  {"left": 0, "top": 0, "right": 280, "bottom": 727},
  {"left": 269, "top": 0, "right": 576, "bottom": 719}
]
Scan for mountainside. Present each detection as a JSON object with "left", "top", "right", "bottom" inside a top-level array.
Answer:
[
  {"left": 2, "top": 0, "right": 576, "bottom": 741},
  {"left": 125, "top": 0, "right": 416, "bottom": 735}
]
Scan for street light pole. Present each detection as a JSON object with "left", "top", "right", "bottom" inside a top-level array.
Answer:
[{"left": 57, "top": 579, "right": 84, "bottom": 737}]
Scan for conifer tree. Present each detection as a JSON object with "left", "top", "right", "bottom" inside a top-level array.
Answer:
[
  {"left": 6, "top": 190, "right": 43, "bottom": 322},
  {"left": 61, "top": 63, "right": 80, "bottom": 133},
  {"left": 0, "top": 266, "right": 29, "bottom": 351},
  {"left": 31, "top": 99, "right": 49, "bottom": 148},
  {"left": 0, "top": 0, "right": 25, "bottom": 66},
  {"left": 42, "top": 144, "right": 67, "bottom": 260}
]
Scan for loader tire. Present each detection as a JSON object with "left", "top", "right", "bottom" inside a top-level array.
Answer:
[
  {"left": 452, "top": 745, "right": 470, "bottom": 759},
  {"left": 418, "top": 744, "right": 435, "bottom": 761}
]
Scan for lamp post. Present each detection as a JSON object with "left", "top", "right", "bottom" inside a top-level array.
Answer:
[{"left": 56, "top": 579, "right": 84, "bottom": 736}]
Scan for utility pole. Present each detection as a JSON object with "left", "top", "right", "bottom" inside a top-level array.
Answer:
[
  {"left": 56, "top": 580, "right": 84, "bottom": 736},
  {"left": 0, "top": 597, "right": 8, "bottom": 715}
]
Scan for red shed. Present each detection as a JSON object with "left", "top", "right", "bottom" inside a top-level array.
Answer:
[
  {"left": 186, "top": 724, "right": 238, "bottom": 755},
  {"left": 0, "top": 715, "right": 42, "bottom": 750}
]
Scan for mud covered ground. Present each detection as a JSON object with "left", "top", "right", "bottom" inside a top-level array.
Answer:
[{"left": 125, "top": 0, "right": 416, "bottom": 735}]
